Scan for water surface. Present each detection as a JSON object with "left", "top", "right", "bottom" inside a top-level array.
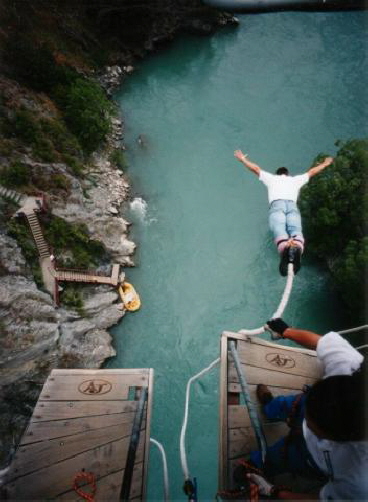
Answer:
[{"left": 107, "top": 11, "right": 367, "bottom": 500}]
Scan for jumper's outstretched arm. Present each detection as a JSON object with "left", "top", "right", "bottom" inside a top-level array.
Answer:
[{"left": 234, "top": 150, "right": 261, "bottom": 176}]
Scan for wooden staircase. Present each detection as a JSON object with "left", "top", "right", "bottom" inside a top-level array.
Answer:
[
  {"left": 24, "top": 211, "right": 50, "bottom": 259},
  {"left": 0, "top": 185, "right": 24, "bottom": 205}
]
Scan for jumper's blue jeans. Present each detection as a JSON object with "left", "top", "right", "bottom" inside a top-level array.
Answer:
[
  {"left": 269, "top": 200, "right": 304, "bottom": 250},
  {"left": 249, "top": 395, "right": 323, "bottom": 478}
]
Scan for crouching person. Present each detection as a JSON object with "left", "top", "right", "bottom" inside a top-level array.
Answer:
[{"left": 246, "top": 318, "right": 367, "bottom": 500}]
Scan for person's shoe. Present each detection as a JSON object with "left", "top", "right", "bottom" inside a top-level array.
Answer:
[
  {"left": 256, "top": 384, "right": 273, "bottom": 405},
  {"left": 288, "top": 246, "right": 302, "bottom": 275},
  {"left": 279, "top": 246, "right": 289, "bottom": 277}
]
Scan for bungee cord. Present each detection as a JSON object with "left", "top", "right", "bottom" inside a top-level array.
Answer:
[{"left": 239, "top": 264, "right": 295, "bottom": 336}]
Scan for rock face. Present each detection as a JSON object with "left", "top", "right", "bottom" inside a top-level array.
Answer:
[
  {"left": 51, "top": 142, "right": 136, "bottom": 266},
  {"left": 0, "top": 112, "right": 131, "bottom": 465}
]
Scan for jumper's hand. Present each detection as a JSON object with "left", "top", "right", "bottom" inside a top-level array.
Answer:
[
  {"left": 234, "top": 150, "right": 248, "bottom": 162},
  {"left": 323, "top": 156, "right": 334, "bottom": 166}
]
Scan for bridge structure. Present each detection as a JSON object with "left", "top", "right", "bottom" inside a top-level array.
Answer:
[{"left": 1, "top": 186, "right": 121, "bottom": 305}]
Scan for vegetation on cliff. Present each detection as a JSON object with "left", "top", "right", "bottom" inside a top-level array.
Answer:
[{"left": 300, "top": 139, "right": 368, "bottom": 322}]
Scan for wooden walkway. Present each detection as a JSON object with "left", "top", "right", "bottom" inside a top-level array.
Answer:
[
  {"left": 2, "top": 368, "right": 154, "bottom": 501},
  {"left": 219, "top": 331, "right": 322, "bottom": 491},
  {"left": 55, "top": 264, "right": 120, "bottom": 286}
]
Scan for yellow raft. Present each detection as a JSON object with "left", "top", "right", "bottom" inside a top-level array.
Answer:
[{"left": 119, "top": 282, "right": 141, "bottom": 311}]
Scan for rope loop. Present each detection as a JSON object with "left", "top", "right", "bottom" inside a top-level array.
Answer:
[{"left": 73, "top": 471, "right": 97, "bottom": 502}]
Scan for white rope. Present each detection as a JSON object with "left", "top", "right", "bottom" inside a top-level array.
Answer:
[
  {"left": 180, "top": 357, "right": 220, "bottom": 481},
  {"left": 150, "top": 438, "right": 170, "bottom": 501},
  {"left": 239, "top": 263, "right": 294, "bottom": 335},
  {"left": 338, "top": 325, "right": 368, "bottom": 335},
  {"left": 356, "top": 344, "right": 368, "bottom": 350}
]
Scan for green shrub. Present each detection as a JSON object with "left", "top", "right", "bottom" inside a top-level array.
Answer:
[
  {"left": 62, "top": 153, "right": 84, "bottom": 176},
  {"left": 332, "top": 238, "right": 368, "bottom": 320},
  {"left": 299, "top": 139, "right": 368, "bottom": 321},
  {"left": 61, "top": 284, "right": 85, "bottom": 315},
  {"left": 52, "top": 174, "right": 71, "bottom": 190},
  {"left": 43, "top": 216, "right": 107, "bottom": 268},
  {"left": 12, "top": 109, "right": 40, "bottom": 144},
  {"left": 40, "top": 118, "right": 82, "bottom": 157},
  {"left": 31, "top": 170, "right": 71, "bottom": 194},
  {"left": 109, "top": 149, "right": 127, "bottom": 171},
  {"left": 5, "top": 36, "right": 112, "bottom": 157},
  {"left": 300, "top": 139, "right": 367, "bottom": 258},
  {"left": 32, "top": 138, "right": 57, "bottom": 163},
  {"left": 0, "top": 162, "right": 29, "bottom": 188},
  {"left": 0, "top": 139, "right": 16, "bottom": 156},
  {"left": 55, "top": 78, "right": 113, "bottom": 154}
]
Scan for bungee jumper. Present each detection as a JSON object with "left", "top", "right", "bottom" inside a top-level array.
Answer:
[{"left": 234, "top": 150, "right": 333, "bottom": 276}]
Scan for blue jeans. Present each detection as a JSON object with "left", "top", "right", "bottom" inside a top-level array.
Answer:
[
  {"left": 269, "top": 200, "right": 304, "bottom": 248},
  {"left": 250, "top": 395, "right": 323, "bottom": 478}
]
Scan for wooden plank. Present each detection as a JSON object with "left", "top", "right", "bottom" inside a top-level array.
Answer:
[
  {"left": 228, "top": 363, "right": 317, "bottom": 389},
  {"left": 56, "top": 462, "right": 143, "bottom": 501},
  {"left": 21, "top": 413, "right": 145, "bottom": 445},
  {"left": 50, "top": 369, "right": 149, "bottom": 375},
  {"left": 110, "top": 264, "right": 120, "bottom": 286},
  {"left": 219, "top": 334, "right": 229, "bottom": 490},
  {"left": 228, "top": 426, "right": 258, "bottom": 458},
  {"left": 31, "top": 400, "right": 139, "bottom": 422},
  {"left": 95, "top": 461, "right": 143, "bottom": 501},
  {"left": 4, "top": 435, "right": 145, "bottom": 499},
  {"left": 228, "top": 421, "right": 290, "bottom": 461},
  {"left": 236, "top": 340, "right": 322, "bottom": 379},
  {"left": 12, "top": 422, "right": 144, "bottom": 477},
  {"left": 228, "top": 405, "right": 250, "bottom": 429},
  {"left": 222, "top": 332, "right": 317, "bottom": 356},
  {"left": 39, "top": 375, "right": 148, "bottom": 401}
]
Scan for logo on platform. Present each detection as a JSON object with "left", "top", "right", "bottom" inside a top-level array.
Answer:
[
  {"left": 266, "top": 353, "right": 295, "bottom": 369},
  {"left": 78, "top": 379, "right": 112, "bottom": 395}
]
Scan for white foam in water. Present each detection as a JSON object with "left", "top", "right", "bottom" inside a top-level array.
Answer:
[
  {"left": 130, "top": 197, "right": 147, "bottom": 218},
  {"left": 129, "top": 197, "right": 158, "bottom": 224}
]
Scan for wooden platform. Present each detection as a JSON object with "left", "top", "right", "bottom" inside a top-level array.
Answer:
[
  {"left": 2, "top": 368, "right": 154, "bottom": 501},
  {"left": 55, "top": 264, "right": 120, "bottom": 286},
  {"left": 219, "top": 331, "right": 323, "bottom": 491}
]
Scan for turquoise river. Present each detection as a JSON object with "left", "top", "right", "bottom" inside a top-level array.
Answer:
[{"left": 106, "top": 11, "right": 367, "bottom": 501}]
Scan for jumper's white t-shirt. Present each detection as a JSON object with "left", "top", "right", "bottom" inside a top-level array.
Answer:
[
  {"left": 259, "top": 170, "right": 309, "bottom": 203},
  {"left": 302, "top": 332, "right": 367, "bottom": 501}
]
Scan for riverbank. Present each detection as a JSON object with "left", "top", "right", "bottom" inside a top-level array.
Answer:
[{"left": 0, "top": 0, "right": 238, "bottom": 467}]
